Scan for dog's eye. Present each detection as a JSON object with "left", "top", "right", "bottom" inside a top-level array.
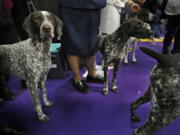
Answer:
[
  {"left": 47, "top": 16, "right": 55, "bottom": 22},
  {"left": 32, "top": 14, "right": 42, "bottom": 23}
]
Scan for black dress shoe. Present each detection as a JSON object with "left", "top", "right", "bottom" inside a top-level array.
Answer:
[
  {"left": 86, "top": 75, "right": 104, "bottom": 84},
  {"left": 72, "top": 80, "right": 89, "bottom": 94}
]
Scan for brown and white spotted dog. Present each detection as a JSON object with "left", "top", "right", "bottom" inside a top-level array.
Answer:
[
  {"left": 131, "top": 47, "right": 180, "bottom": 135},
  {"left": 97, "top": 19, "right": 152, "bottom": 95},
  {"left": 0, "top": 11, "right": 63, "bottom": 121}
]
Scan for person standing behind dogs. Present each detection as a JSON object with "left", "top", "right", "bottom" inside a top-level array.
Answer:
[
  {"left": 0, "top": 0, "right": 20, "bottom": 100},
  {"left": 99, "top": 0, "right": 144, "bottom": 35},
  {"left": 58, "top": 0, "right": 106, "bottom": 93},
  {"left": 161, "top": 0, "right": 180, "bottom": 54}
]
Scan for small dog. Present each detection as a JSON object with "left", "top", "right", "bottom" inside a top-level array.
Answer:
[
  {"left": 97, "top": 19, "right": 152, "bottom": 95},
  {"left": 131, "top": 47, "right": 180, "bottom": 135},
  {"left": 0, "top": 11, "right": 63, "bottom": 121}
]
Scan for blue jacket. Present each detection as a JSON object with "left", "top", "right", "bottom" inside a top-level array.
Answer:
[{"left": 58, "top": 0, "right": 106, "bottom": 9}]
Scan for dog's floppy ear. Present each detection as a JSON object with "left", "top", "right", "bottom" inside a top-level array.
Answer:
[
  {"left": 23, "top": 13, "right": 37, "bottom": 39},
  {"left": 23, "top": 14, "right": 35, "bottom": 39},
  {"left": 52, "top": 14, "right": 63, "bottom": 40}
]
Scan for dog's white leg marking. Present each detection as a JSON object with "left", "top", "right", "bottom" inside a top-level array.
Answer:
[
  {"left": 27, "top": 80, "right": 49, "bottom": 122},
  {"left": 132, "top": 38, "right": 137, "bottom": 63},
  {"left": 112, "top": 60, "right": 120, "bottom": 93},
  {"left": 102, "top": 62, "right": 109, "bottom": 95},
  {"left": 40, "top": 75, "right": 53, "bottom": 107},
  {"left": 124, "top": 41, "right": 129, "bottom": 64}
]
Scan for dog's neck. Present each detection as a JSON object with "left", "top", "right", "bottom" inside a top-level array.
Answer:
[
  {"left": 31, "top": 37, "right": 52, "bottom": 54},
  {"left": 110, "top": 27, "right": 130, "bottom": 43}
]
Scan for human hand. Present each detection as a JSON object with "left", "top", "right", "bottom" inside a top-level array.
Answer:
[{"left": 131, "top": 3, "right": 141, "bottom": 12}]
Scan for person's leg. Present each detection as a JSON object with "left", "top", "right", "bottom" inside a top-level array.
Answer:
[
  {"left": 67, "top": 55, "right": 82, "bottom": 82},
  {"left": 85, "top": 56, "right": 97, "bottom": 77},
  {"left": 67, "top": 55, "right": 89, "bottom": 93},
  {"left": 171, "top": 27, "right": 180, "bottom": 54},
  {"left": 171, "top": 15, "right": 180, "bottom": 54},
  {"left": 85, "top": 56, "right": 104, "bottom": 83},
  {"left": 162, "top": 16, "right": 178, "bottom": 54}
]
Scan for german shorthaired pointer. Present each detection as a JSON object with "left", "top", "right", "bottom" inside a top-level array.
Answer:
[
  {"left": 97, "top": 19, "right": 152, "bottom": 95},
  {"left": 131, "top": 47, "right": 180, "bottom": 135},
  {"left": 0, "top": 11, "right": 63, "bottom": 121}
]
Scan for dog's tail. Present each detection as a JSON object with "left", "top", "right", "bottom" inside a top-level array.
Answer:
[{"left": 140, "top": 47, "right": 180, "bottom": 67}]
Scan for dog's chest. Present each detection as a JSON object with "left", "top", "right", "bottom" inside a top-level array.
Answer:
[
  {"left": 150, "top": 66, "right": 180, "bottom": 104},
  {"left": 103, "top": 41, "right": 126, "bottom": 61},
  {"left": 30, "top": 47, "right": 51, "bottom": 71}
]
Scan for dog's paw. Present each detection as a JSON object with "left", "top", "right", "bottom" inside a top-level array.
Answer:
[
  {"left": 131, "top": 114, "right": 141, "bottom": 122},
  {"left": 45, "top": 101, "right": 54, "bottom": 107},
  {"left": 111, "top": 85, "right": 118, "bottom": 93},
  {"left": 133, "top": 128, "right": 141, "bottom": 135},
  {"left": 124, "top": 61, "right": 129, "bottom": 65},
  {"left": 132, "top": 61, "right": 138, "bottom": 64},
  {"left": 102, "top": 88, "right": 109, "bottom": 95},
  {"left": 38, "top": 114, "right": 50, "bottom": 122}
]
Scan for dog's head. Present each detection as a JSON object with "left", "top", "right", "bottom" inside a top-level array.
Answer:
[
  {"left": 140, "top": 47, "right": 180, "bottom": 69},
  {"left": 119, "top": 19, "right": 152, "bottom": 39},
  {"left": 23, "top": 11, "right": 63, "bottom": 41}
]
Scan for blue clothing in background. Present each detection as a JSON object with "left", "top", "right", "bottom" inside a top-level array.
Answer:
[{"left": 58, "top": 0, "right": 106, "bottom": 56}]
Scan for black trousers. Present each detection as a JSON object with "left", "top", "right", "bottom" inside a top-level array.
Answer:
[{"left": 163, "top": 14, "right": 180, "bottom": 53}]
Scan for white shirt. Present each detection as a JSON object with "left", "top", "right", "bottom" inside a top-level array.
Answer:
[
  {"left": 165, "top": 0, "right": 180, "bottom": 15},
  {"left": 99, "top": 0, "right": 127, "bottom": 35}
]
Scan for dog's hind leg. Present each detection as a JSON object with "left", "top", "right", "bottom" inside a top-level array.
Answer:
[
  {"left": 132, "top": 38, "right": 137, "bottom": 63},
  {"left": 102, "top": 60, "right": 109, "bottom": 95},
  {"left": 133, "top": 100, "right": 180, "bottom": 135},
  {"left": 27, "top": 80, "right": 49, "bottom": 122},
  {"left": 40, "top": 75, "right": 53, "bottom": 107},
  {"left": 131, "top": 85, "right": 151, "bottom": 122},
  {"left": 111, "top": 60, "right": 120, "bottom": 93}
]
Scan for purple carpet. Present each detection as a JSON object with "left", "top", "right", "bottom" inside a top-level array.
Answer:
[{"left": 0, "top": 41, "right": 180, "bottom": 135}]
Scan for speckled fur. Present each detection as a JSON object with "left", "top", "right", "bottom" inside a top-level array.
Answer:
[
  {"left": 0, "top": 11, "right": 63, "bottom": 122},
  {"left": 131, "top": 48, "right": 180, "bottom": 135},
  {"left": 97, "top": 19, "right": 152, "bottom": 95}
]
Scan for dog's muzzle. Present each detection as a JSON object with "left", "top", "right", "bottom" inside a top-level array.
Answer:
[{"left": 40, "top": 23, "right": 54, "bottom": 39}]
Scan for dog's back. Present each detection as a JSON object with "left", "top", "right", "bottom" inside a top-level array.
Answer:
[{"left": 0, "top": 38, "right": 47, "bottom": 79}]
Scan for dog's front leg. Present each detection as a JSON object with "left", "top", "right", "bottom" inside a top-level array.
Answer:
[
  {"left": 40, "top": 75, "right": 53, "bottom": 107},
  {"left": 111, "top": 60, "right": 120, "bottom": 93},
  {"left": 131, "top": 85, "right": 151, "bottom": 122},
  {"left": 124, "top": 42, "right": 129, "bottom": 65},
  {"left": 133, "top": 99, "right": 180, "bottom": 135},
  {"left": 132, "top": 38, "right": 137, "bottom": 63},
  {"left": 102, "top": 61, "right": 109, "bottom": 95},
  {"left": 27, "top": 80, "right": 49, "bottom": 122}
]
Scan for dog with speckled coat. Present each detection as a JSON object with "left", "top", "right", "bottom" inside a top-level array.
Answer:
[
  {"left": 131, "top": 47, "right": 180, "bottom": 135},
  {"left": 0, "top": 11, "right": 63, "bottom": 122},
  {"left": 97, "top": 19, "right": 152, "bottom": 95}
]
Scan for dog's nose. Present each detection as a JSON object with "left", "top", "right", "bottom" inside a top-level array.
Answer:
[{"left": 42, "top": 25, "right": 51, "bottom": 33}]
